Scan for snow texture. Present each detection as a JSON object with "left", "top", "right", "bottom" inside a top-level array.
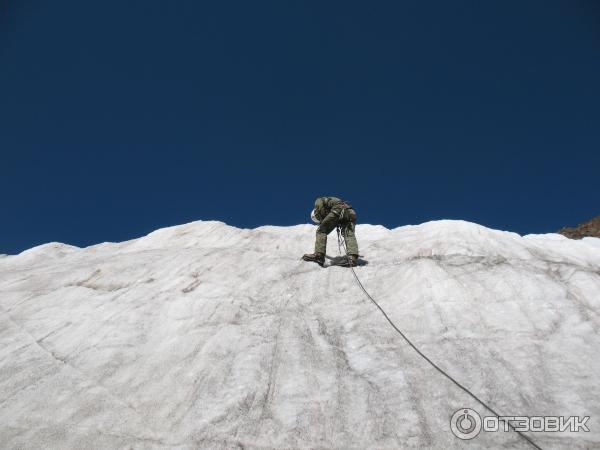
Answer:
[{"left": 0, "top": 220, "right": 599, "bottom": 449}]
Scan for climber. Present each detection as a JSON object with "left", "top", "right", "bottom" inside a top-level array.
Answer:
[{"left": 302, "top": 196, "right": 359, "bottom": 266}]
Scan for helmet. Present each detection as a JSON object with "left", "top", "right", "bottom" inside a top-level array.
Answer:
[{"left": 310, "top": 209, "right": 320, "bottom": 224}]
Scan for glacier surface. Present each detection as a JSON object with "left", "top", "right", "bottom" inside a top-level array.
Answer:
[{"left": 0, "top": 220, "right": 599, "bottom": 449}]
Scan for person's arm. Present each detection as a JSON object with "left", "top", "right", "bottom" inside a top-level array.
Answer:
[
  {"left": 314, "top": 197, "right": 327, "bottom": 222},
  {"left": 318, "top": 210, "right": 339, "bottom": 232}
]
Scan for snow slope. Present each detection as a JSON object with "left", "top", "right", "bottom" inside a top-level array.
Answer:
[{"left": 0, "top": 220, "right": 599, "bottom": 449}]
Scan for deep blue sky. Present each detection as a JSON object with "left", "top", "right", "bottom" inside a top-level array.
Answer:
[{"left": 1, "top": 1, "right": 599, "bottom": 254}]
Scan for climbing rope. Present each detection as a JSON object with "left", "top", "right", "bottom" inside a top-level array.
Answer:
[{"left": 335, "top": 229, "right": 542, "bottom": 450}]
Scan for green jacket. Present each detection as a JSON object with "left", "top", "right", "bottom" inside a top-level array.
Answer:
[{"left": 314, "top": 197, "right": 355, "bottom": 222}]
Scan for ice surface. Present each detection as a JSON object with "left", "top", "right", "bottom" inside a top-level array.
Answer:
[{"left": 0, "top": 220, "right": 599, "bottom": 449}]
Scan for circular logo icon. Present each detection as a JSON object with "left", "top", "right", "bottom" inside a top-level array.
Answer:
[{"left": 450, "top": 408, "right": 482, "bottom": 440}]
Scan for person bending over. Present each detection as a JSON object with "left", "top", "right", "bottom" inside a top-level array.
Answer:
[{"left": 302, "top": 196, "right": 359, "bottom": 266}]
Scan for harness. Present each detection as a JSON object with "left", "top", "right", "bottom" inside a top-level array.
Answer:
[{"left": 338, "top": 201, "right": 351, "bottom": 220}]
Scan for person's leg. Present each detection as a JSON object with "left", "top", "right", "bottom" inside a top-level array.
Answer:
[
  {"left": 315, "top": 213, "right": 339, "bottom": 254},
  {"left": 342, "top": 221, "right": 359, "bottom": 256}
]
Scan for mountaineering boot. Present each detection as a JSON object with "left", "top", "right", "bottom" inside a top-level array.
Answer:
[
  {"left": 338, "top": 254, "right": 358, "bottom": 267},
  {"left": 302, "top": 252, "right": 325, "bottom": 266}
]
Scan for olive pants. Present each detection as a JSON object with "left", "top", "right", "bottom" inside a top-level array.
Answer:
[{"left": 315, "top": 209, "right": 359, "bottom": 255}]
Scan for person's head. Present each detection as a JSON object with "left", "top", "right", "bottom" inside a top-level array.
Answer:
[{"left": 311, "top": 209, "right": 320, "bottom": 224}]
